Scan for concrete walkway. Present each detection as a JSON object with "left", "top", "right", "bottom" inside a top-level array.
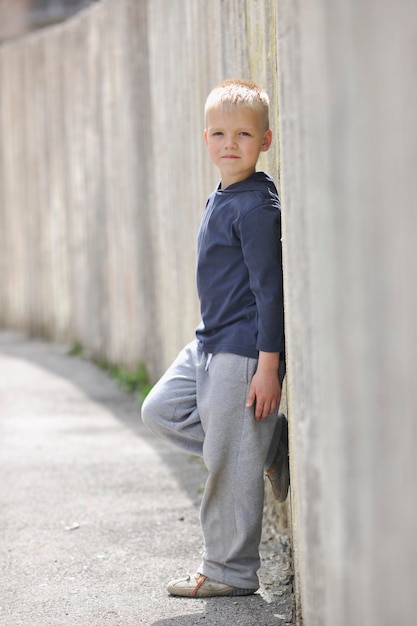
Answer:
[{"left": 0, "top": 332, "right": 293, "bottom": 626}]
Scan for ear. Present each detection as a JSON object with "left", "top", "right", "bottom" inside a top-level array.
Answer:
[
  {"left": 261, "top": 129, "right": 273, "bottom": 152},
  {"left": 204, "top": 129, "right": 209, "bottom": 148}
]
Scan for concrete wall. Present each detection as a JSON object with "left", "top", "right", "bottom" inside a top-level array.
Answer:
[
  {"left": 278, "top": 1, "right": 417, "bottom": 624},
  {"left": 0, "top": 0, "right": 281, "bottom": 379},
  {"left": 1, "top": 1, "right": 417, "bottom": 625},
  {"left": 0, "top": 0, "right": 153, "bottom": 371},
  {"left": 0, "top": 0, "right": 31, "bottom": 42},
  {"left": 0, "top": 0, "right": 92, "bottom": 42}
]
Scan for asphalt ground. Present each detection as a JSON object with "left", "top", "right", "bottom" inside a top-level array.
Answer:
[{"left": 0, "top": 332, "right": 294, "bottom": 626}]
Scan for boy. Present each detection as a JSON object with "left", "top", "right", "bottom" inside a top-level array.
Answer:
[{"left": 141, "top": 79, "right": 289, "bottom": 598}]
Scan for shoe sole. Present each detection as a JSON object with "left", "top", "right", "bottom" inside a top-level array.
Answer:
[
  {"left": 167, "top": 587, "right": 257, "bottom": 598},
  {"left": 266, "top": 415, "right": 290, "bottom": 502}
]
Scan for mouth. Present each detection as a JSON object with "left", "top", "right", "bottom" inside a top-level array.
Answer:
[{"left": 222, "top": 155, "right": 239, "bottom": 159}]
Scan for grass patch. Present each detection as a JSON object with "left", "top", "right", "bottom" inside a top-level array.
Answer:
[
  {"left": 68, "top": 341, "right": 84, "bottom": 357},
  {"left": 67, "top": 342, "right": 152, "bottom": 401},
  {"left": 104, "top": 362, "right": 153, "bottom": 401}
]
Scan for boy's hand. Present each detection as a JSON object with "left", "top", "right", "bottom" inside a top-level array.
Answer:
[{"left": 246, "top": 352, "right": 281, "bottom": 421}]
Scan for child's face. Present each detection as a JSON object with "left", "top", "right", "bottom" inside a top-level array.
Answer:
[{"left": 204, "top": 107, "right": 272, "bottom": 188}]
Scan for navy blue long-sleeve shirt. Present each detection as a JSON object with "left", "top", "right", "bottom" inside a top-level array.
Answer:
[{"left": 195, "top": 172, "right": 285, "bottom": 359}]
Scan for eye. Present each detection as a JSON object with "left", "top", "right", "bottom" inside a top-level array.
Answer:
[
  {"left": 212, "top": 131, "right": 223, "bottom": 136},
  {"left": 240, "top": 131, "right": 251, "bottom": 136}
]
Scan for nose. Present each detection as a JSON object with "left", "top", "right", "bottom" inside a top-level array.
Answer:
[{"left": 224, "top": 134, "right": 237, "bottom": 149}]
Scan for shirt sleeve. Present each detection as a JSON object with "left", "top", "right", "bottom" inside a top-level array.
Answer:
[{"left": 238, "top": 202, "right": 285, "bottom": 354}]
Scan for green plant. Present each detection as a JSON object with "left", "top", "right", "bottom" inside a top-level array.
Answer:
[
  {"left": 68, "top": 341, "right": 152, "bottom": 401},
  {"left": 67, "top": 341, "right": 84, "bottom": 357},
  {"left": 102, "top": 361, "right": 152, "bottom": 401}
]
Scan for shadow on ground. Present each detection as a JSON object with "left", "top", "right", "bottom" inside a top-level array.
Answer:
[
  {"left": 0, "top": 331, "right": 294, "bottom": 625},
  {"left": 0, "top": 331, "right": 207, "bottom": 506},
  {"left": 150, "top": 591, "right": 293, "bottom": 625}
]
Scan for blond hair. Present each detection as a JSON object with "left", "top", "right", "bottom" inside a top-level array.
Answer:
[{"left": 205, "top": 79, "right": 270, "bottom": 130}]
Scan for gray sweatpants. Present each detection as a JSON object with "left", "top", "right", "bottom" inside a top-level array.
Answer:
[{"left": 141, "top": 340, "right": 285, "bottom": 589}]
